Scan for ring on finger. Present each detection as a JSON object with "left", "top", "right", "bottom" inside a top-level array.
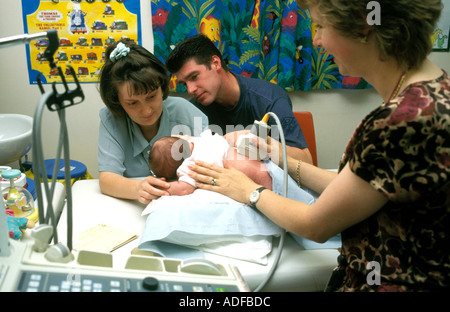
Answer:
[{"left": 210, "top": 178, "right": 216, "bottom": 186}]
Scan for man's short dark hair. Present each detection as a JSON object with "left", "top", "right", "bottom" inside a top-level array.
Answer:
[{"left": 165, "top": 34, "right": 228, "bottom": 74}]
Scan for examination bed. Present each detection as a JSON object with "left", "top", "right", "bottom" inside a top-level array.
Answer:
[{"left": 57, "top": 178, "right": 340, "bottom": 292}]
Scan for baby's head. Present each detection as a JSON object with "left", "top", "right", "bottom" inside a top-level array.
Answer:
[{"left": 149, "top": 136, "right": 191, "bottom": 179}]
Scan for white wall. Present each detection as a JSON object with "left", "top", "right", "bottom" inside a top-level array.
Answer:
[
  {"left": 1, "top": 1, "right": 449, "bottom": 176},
  {"left": 0, "top": 0, "right": 152, "bottom": 178},
  {"left": 292, "top": 48, "right": 449, "bottom": 168}
]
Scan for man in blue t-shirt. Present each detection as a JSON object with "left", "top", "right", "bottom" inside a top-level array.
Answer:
[{"left": 166, "top": 34, "right": 312, "bottom": 164}]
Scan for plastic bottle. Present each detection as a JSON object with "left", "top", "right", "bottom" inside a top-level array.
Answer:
[{"left": 1, "top": 169, "right": 34, "bottom": 217}]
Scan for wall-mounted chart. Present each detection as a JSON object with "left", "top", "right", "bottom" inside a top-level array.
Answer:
[{"left": 22, "top": 0, "right": 141, "bottom": 84}]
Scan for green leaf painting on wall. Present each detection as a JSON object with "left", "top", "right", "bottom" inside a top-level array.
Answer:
[{"left": 151, "top": 0, "right": 370, "bottom": 92}]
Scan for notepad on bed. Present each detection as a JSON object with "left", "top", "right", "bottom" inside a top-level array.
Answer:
[{"left": 73, "top": 224, "right": 138, "bottom": 253}]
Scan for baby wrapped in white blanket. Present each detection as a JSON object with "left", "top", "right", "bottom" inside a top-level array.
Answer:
[{"left": 139, "top": 159, "right": 318, "bottom": 264}]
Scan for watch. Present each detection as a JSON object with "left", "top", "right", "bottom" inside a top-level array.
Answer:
[{"left": 249, "top": 186, "right": 267, "bottom": 209}]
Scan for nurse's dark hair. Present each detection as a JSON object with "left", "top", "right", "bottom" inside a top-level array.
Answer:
[
  {"left": 298, "top": 0, "right": 442, "bottom": 70},
  {"left": 98, "top": 39, "right": 170, "bottom": 117},
  {"left": 165, "top": 34, "right": 229, "bottom": 74}
]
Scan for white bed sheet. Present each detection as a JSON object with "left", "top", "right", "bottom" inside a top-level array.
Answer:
[
  {"left": 140, "top": 189, "right": 282, "bottom": 265},
  {"left": 57, "top": 179, "right": 339, "bottom": 291},
  {"left": 138, "top": 160, "right": 342, "bottom": 266}
]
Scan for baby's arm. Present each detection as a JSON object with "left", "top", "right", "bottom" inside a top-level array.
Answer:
[{"left": 166, "top": 180, "right": 196, "bottom": 196}]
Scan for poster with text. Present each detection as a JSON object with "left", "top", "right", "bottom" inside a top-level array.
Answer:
[
  {"left": 432, "top": 0, "right": 450, "bottom": 51},
  {"left": 22, "top": 0, "right": 141, "bottom": 84}
]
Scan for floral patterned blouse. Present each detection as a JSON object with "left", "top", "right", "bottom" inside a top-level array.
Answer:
[{"left": 336, "top": 71, "right": 450, "bottom": 291}]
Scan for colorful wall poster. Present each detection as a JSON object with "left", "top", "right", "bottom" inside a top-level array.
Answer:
[
  {"left": 432, "top": 0, "right": 449, "bottom": 52},
  {"left": 22, "top": 0, "right": 141, "bottom": 84}
]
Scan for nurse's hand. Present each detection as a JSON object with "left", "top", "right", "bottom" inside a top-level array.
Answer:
[
  {"left": 137, "top": 176, "right": 170, "bottom": 204},
  {"left": 187, "top": 160, "right": 259, "bottom": 205},
  {"left": 224, "top": 130, "right": 250, "bottom": 146},
  {"left": 252, "top": 135, "right": 283, "bottom": 167}
]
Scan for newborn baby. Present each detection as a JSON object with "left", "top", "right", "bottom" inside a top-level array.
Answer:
[{"left": 149, "top": 130, "right": 272, "bottom": 196}]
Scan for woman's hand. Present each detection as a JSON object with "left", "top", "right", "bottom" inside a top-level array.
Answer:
[
  {"left": 252, "top": 135, "right": 283, "bottom": 167},
  {"left": 187, "top": 160, "right": 259, "bottom": 204},
  {"left": 99, "top": 171, "right": 170, "bottom": 204},
  {"left": 137, "top": 176, "right": 170, "bottom": 204},
  {"left": 224, "top": 130, "right": 250, "bottom": 147}
]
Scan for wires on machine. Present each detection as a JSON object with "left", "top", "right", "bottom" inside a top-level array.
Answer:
[
  {"left": 252, "top": 112, "right": 288, "bottom": 292},
  {"left": 31, "top": 30, "right": 84, "bottom": 251}
]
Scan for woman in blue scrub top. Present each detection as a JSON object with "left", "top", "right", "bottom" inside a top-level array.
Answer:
[{"left": 98, "top": 39, "right": 208, "bottom": 204}]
